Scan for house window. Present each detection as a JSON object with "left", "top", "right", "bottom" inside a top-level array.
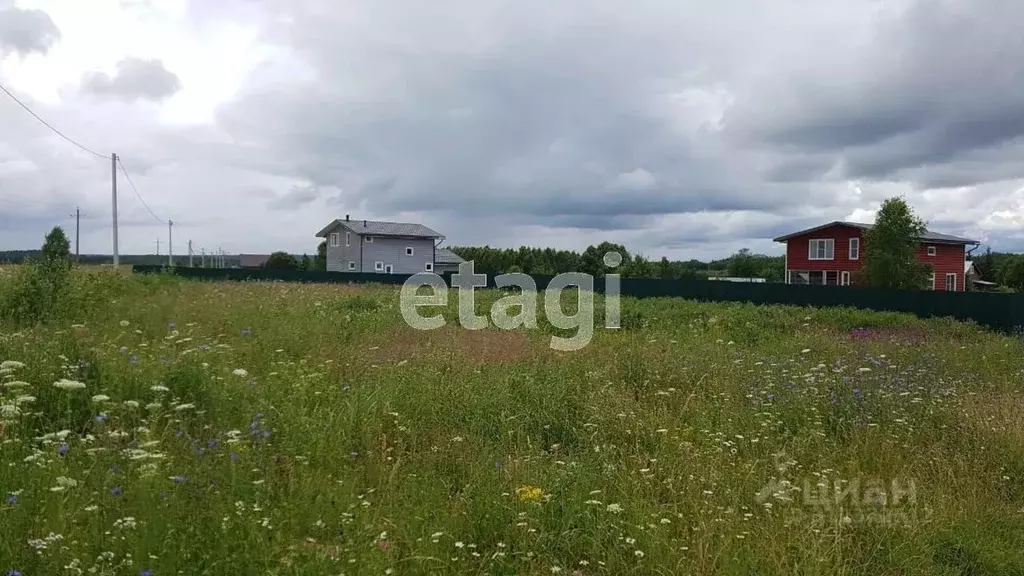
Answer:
[
  {"left": 329, "top": 233, "right": 340, "bottom": 247},
  {"left": 928, "top": 273, "right": 936, "bottom": 290},
  {"left": 406, "top": 247, "right": 414, "bottom": 256},
  {"left": 385, "top": 265, "right": 393, "bottom": 274},
  {"left": 365, "top": 236, "right": 374, "bottom": 243},
  {"left": 945, "top": 273, "right": 956, "bottom": 291},
  {"left": 927, "top": 246, "right": 936, "bottom": 256},
  {"left": 849, "top": 238, "right": 859, "bottom": 260},
  {"left": 425, "top": 262, "right": 433, "bottom": 272},
  {"left": 808, "top": 239, "right": 834, "bottom": 260},
  {"left": 374, "top": 261, "right": 383, "bottom": 271},
  {"left": 345, "top": 232, "right": 350, "bottom": 247},
  {"left": 825, "top": 271, "right": 839, "bottom": 286},
  {"left": 841, "top": 271, "right": 851, "bottom": 286},
  {"left": 348, "top": 261, "right": 356, "bottom": 271}
]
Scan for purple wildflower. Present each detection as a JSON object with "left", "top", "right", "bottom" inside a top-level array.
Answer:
[
  {"left": 168, "top": 320, "right": 176, "bottom": 331},
  {"left": 8, "top": 570, "right": 23, "bottom": 576},
  {"left": 140, "top": 570, "right": 153, "bottom": 576},
  {"left": 5, "top": 493, "right": 16, "bottom": 505},
  {"left": 111, "top": 486, "right": 122, "bottom": 497},
  {"left": 58, "top": 443, "right": 69, "bottom": 456},
  {"left": 230, "top": 452, "right": 240, "bottom": 462},
  {"left": 129, "top": 354, "right": 139, "bottom": 366},
  {"left": 95, "top": 414, "right": 108, "bottom": 424}
]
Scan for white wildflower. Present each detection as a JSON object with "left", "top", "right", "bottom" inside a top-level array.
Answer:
[
  {"left": 0, "top": 404, "right": 19, "bottom": 418},
  {"left": 123, "top": 400, "right": 140, "bottom": 408},
  {"left": 53, "top": 379, "right": 86, "bottom": 390},
  {"left": 2, "top": 381, "right": 30, "bottom": 388},
  {"left": 1, "top": 360, "right": 25, "bottom": 370},
  {"left": 119, "top": 320, "right": 130, "bottom": 327},
  {"left": 151, "top": 385, "right": 169, "bottom": 393},
  {"left": 14, "top": 395, "right": 35, "bottom": 405},
  {"left": 606, "top": 503, "right": 623, "bottom": 513},
  {"left": 232, "top": 368, "right": 249, "bottom": 377},
  {"left": 92, "top": 394, "right": 111, "bottom": 403}
]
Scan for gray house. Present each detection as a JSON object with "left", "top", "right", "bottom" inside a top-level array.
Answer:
[
  {"left": 435, "top": 248, "right": 466, "bottom": 274},
  {"left": 316, "top": 216, "right": 450, "bottom": 274}
]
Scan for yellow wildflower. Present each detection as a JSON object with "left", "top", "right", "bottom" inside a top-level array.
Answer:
[{"left": 516, "top": 485, "right": 543, "bottom": 503}]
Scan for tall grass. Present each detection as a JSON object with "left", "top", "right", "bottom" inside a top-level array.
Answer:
[{"left": 1, "top": 269, "right": 1022, "bottom": 575}]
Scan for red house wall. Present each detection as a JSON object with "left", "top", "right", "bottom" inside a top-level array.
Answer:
[
  {"left": 784, "top": 224, "right": 967, "bottom": 291},
  {"left": 915, "top": 243, "right": 966, "bottom": 291},
  {"left": 785, "top": 225, "right": 865, "bottom": 275}
]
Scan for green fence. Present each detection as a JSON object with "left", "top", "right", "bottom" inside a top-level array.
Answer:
[{"left": 131, "top": 265, "right": 1024, "bottom": 334}]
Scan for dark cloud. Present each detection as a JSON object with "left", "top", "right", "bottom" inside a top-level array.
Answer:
[
  {"left": 268, "top": 184, "right": 318, "bottom": 210},
  {"left": 0, "top": 6, "right": 60, "bottom": 56},
  {"left": 734, "top": 0, "right": 1024, "bottom": 188},
  {"left": 80, "top": 58, "right": 182, "bottom": 102}
]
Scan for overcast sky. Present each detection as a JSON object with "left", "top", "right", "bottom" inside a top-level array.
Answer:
[{"left": 2, "top": 0, "right": 1022, "bottom": 260}]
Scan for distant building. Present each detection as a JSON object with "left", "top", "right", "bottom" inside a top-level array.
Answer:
[
  {"left": 773, "top": 221, "right": 979, "bottom": 291},
  {"left": 315, "top": 215, "right": 448, "bottom": 274},
  {"left": 434, "top": 248, "right": 465, "bottom": 274},
  {"left": 239, "top": 254, "right": 271, "bottom": 268}
]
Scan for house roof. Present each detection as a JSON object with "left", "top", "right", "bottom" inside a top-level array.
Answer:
[
  {"left": 316, "top": 218, "right": 444, "bottom": 239},
  {"left": 435, "top": 248, "right": 465, "bottom": 264},
  {"left": 772, "top": 221, "right": 979, "bottom": 245},
  {"left": 239, "top": 254, "right": 271, "bottom": 268}
]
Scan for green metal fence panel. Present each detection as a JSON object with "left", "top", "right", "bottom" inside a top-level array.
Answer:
[{"left": 131, "top": 266, "right": 1024, "bottom": 334}]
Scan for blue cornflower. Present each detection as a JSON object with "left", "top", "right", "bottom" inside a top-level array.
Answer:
[
  {"left": 230, "top": 452, "right": 240, "bottom": 462},
  {"left": 262, "top": 430, "right": 271, "bottom": 439},
  {"left": 111, "top": 486, "right": 122, "bottom": 497},
  {"left": 168, "top": 320, "right": 176, "bottom": 331},
  {"left": 129, "top": 354, "right": 139, "bottom": 366},
  {"left": 9, "top": 570, "right": 23, "bottom": 576},
  {"left": 140, "top": 570, "right": 153, "bottom": 576},
  {"left": 58, "top": 443, "right": 69, "bottom": 456},
  {"left": 95, "top": 414, "right": 108, "bottom": 424},
  {"left": 170, "top": 475, "right": 187, "bottom": 484},
  {"left": 5, "top": 493, "right": 16, "bottom": 505},
  {"left": 241, "top": 328, "right": 252, "bottom": 336}
]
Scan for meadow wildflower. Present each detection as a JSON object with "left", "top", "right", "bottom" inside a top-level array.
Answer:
[
  {"left": 233, "top": 368, "right": 249, "bottom": 377},
  {"left": 92, "top": 394, "right": 110, "bottom": 403},
  {"left": 53, "top": 379, "right": 86, "bottom": 390},
  {"left": 0, "top": 361, "right": 25, "bottom": 370},
  {"left": 58, "top": 443, "right": 69, "bottom": 456},
  {"left": 516, "top": 485, "right": 544, "bottom": 503}
]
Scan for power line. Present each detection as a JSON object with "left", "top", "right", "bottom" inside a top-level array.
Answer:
[
  {"left": 116, "top": 157, "right": 165, "bottom": 223},
  {"left": 0, "top": 80, "right": 107, "bottom": 160}
]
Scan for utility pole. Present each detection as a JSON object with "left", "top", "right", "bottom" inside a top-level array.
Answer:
[
  {"left": 168, "top": 219, "right": 173, "bottom": 267},
  {"left": 111, "top": 153, "right": 119, "bottom": 268},
  {"left": 201, "top": 248, "right": 206, "bottom": 268},
  {"left": 188, "top": 240, "right": 193, "bottom": 267},
  {"left": 155, "top": 238, "right": 160, "bottom": 255},
  {"left": 69, "top": 207, "right": 84, "bottom": 261}
]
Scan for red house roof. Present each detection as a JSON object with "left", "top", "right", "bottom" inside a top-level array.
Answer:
[{"left": 772, "top": 221, "right": 979, "bottom": 245}]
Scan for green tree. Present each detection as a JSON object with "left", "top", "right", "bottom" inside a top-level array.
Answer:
[
  {"left": 298, "top": 254, "right": 311, "bottom": 271},
  {"left": 999, "top": 255, "right": 1024, "bottom": 291},
  {"left": 265, "top": 251, "right": 299, "bottom": 270},
  {"left": 860, "top": 197, "right": 932, "bottom": 290},
  {"left": 42, "top": 226, "right": 71, "bottom": 263},
  {"left": 314, "top": 241, "right": 327, "bottom": 271},
  {"left": 580, "top": 242, "right": 630, "bottom": 277},
  {"left": 726, "top": 248, "right": 759, "bottom": 277}
]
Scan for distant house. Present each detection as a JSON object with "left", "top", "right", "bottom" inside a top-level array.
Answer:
[
  {"left": 773, "top": 221, "right": 979, "bottom": 291},
  {"left": 315, "top": 215, "right": 448, "bottom": 274},
  {"left": 965, "top": 260, "right": 998, "bottom": 290},
  {"left": 239, "top": 254, "right": 271, "bottom": 269},
  {"left": 434, "top": 248, "right": 465, "bottom": 274}
]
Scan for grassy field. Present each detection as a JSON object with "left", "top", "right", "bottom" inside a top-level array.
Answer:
[{"left": 1, "top": 268, "right": 1023, "bottom": 575}]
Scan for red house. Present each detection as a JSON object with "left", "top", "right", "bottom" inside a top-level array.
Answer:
[{"left": 773, "top": 221, "right": 979, "bottom": 291}]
